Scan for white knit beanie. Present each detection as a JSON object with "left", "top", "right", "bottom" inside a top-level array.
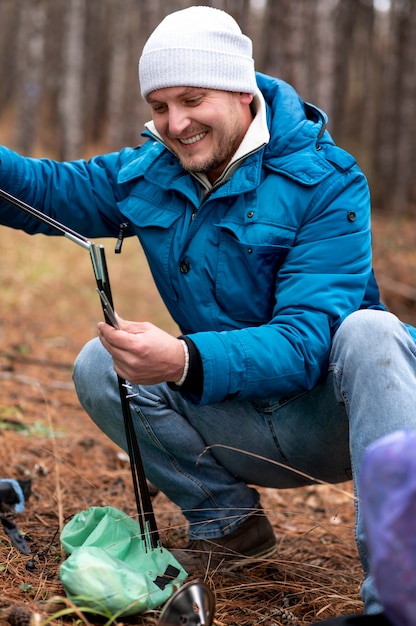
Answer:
[{"left": 139, "top": 6, "right": 257, "bottom": 100}]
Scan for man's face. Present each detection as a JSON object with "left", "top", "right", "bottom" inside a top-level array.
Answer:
[{"left": 147, "top": 87, "right": 253, "bottom": 183}]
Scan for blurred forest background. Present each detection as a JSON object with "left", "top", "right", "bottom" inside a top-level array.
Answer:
[{"left": 0, "top": 0, "right": 415, "bottom": 216}]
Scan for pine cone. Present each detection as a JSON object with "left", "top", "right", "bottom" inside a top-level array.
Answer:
[
  {"left": 271, "top": 607, "right": 298, "bottom": 625},
  {"left": 7, "top": 607, "right": 31, "bottom": 626}
]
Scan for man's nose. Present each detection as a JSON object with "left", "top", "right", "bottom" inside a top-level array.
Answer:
[{"left": 167, "top": 107, "right": 190, "bottom": 136}]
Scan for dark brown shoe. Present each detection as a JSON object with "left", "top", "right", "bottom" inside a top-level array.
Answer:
[{"left": 171, "top": 509, "right": 277, "bottom": 574}]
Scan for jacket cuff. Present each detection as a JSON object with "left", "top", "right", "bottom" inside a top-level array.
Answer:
[{"left": 167, "top": 336, "right": 203, "bottom": 396}]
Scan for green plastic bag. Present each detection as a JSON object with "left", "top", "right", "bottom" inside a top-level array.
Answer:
[{"left": 60, "top": 506, "right": 187, "bottom": 617}]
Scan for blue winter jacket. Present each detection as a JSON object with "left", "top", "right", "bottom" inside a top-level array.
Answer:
[{"left": 0, "top": 73, "right": 402, "bottom": 405}]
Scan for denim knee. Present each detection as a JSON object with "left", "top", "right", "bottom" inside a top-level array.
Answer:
[
  {"left": 336, "top": 308, "right": 401, "bottom": 342},
  {"left": 330, "top": 308, "right": 416, "bottom": 415},
  {"left": 73, "top": 337, "right": 97, "bottom": 384},
  {"left": 331, "top": 309, "right": 405, "bottom": 367},
  {"left": 73, "top": 337, "right": 111, "bottom": 403}
]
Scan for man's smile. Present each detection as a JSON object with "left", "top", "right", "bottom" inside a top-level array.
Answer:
[{"left": 178, "top": 132, "right": 208, "bottom": 145}]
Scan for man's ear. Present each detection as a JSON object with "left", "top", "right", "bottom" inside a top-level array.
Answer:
[{"left": 240, "top": 92, "right": 254, "bottom": 105}]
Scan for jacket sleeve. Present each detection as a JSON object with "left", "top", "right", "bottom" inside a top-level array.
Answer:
[
  {"left": 0, "top": 145, "right": 134, "bottom": 238},
  {"left": 184, "top": 166, "right": 373, "bottom": 406}
]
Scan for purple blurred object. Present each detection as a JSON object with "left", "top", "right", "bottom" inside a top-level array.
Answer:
[{"left": 361, "top": 430, "right": 416, "bottom": 626}]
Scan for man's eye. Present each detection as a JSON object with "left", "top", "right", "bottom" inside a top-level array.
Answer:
[{"left": 185, "top": 97, "right": 202, "bottom": 106}]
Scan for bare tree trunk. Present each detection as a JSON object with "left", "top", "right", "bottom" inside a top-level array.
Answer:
[
  {"left": 0, "top": 2, "right": 19, "bottom": 112},
  {"left": 281, "top": 0, "right": 309, "bottom": 95},
  {"left": 107, "top": 0, "right": 139, "bottom": 149},
  {"left": 59, "top": 0, "right": 86, "bottom": 159},
  {"left": 257, "top": 0, "right": 289, "bottom": 79},
  {"left": 82, "top": 0, "right": 111, "bottom": 149},
  {"left": 392, "top": 0, "right": 416, "bottom": 213},
  {"left": 223, "top": 0, "right": 251, "bottom": 33},
  {"left": 373, "top": 1, "right": 403, "bottom": 211},
  {"left": 330, "top": 0, "right": 359, "bottom": 141},
  {"left": 313, "top": 0, "right": 337, "bottom": 124},
  {"left": 356, "top": 1, "right": 377, "bottom": 175},
  {"left": 14, "top": 0, "right": 46, "bottom": 155}
]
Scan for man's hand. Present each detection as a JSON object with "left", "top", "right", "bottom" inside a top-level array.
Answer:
[{"left": 97, "top": 315, "right": 185, "bottom": 385}]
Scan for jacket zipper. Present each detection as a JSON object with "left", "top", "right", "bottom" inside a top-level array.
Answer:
[{"left": 189, "top": 144, "right": 264, "bottom": 223}]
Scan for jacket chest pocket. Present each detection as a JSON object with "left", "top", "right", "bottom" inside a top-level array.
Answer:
[
  {"left": 118, "top": 192, "right": 184, "bottom": 303},
  {"left": 215, "top": 221, "right": 295, "bottom": 324}
]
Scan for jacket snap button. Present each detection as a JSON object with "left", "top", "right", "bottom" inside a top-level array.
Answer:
[
  {"left": 347, "top": 211, "right": 356, "bottom": 222},
  {"left": 247, "top": 247, "right": 253, "bottom": 254},
  {"left": 247, "top": 211, "right": 254, "bottom": 218},
  {"left": 180, "top": 259, "right": 190, "bottom": 273}
]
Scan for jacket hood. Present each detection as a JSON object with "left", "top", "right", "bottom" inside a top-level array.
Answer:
[
  {"left": 256, "top": 72, "right": 329, "bottom": 153},
  {"left": 255, "top": 73, "right": 346, "bottom": 184}
]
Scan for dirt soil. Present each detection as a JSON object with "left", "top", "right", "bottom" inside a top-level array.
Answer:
[{"left": 0, "top": 213, "right": 415, "bottom": 626}]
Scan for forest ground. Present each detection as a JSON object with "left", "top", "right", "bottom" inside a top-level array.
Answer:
[{"left": 0, "top": 211, "right": 415, "bottom": 626}]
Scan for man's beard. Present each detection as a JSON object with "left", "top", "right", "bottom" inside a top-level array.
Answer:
[
  {"left": 175, "top": 123, "right": 244, "bottom": 179},
  {"left": 180, "top": 153, "right": 228, "bottom": 175}
]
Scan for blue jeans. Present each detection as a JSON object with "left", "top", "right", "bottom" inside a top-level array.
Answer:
[{"left": 73, "top": 309, "right": 416, "bottom": 615}]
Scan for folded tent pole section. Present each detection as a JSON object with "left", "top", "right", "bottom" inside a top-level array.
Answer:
[{"left": 0, "top": 187, "right": 160, "bottom": 550}]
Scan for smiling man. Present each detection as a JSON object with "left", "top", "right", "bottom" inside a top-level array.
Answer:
[{"left": 0, "top": 6, "right": 415, "bottom": 623}]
